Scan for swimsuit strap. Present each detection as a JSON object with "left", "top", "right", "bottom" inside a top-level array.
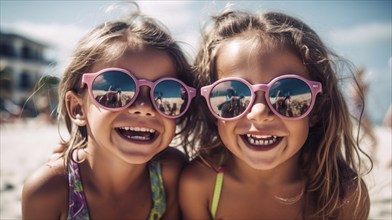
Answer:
[
  {"left": 67, "top": 160, "right": 166, "bottom": 220},
  {"left": 210, "top": 154, "right": 226, "bottom": 219},
  {"left": 147, "top": 161, "right": 166, "bottom": 220},
  {"left": 211, "top": 167, "right": 224, "bottom": 220},
  {"left": 67, "top": 160, "right": 90, "bottom": 220}
]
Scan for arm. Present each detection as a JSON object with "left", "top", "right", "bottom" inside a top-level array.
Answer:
[
  {"left": 22, "top": 159, "right": 68, "bottom": 220},
  {"left": 179, "top": 159, "right": 215, "bottom": 220},
  {"left": 159, "top": 147, "right": 188, "bottom": 220}
]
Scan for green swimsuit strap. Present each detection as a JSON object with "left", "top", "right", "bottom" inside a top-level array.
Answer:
[
  {"left": 148, "top": 161, "right": 166, "bottom": 220},
  {"left": 211, "top": 154, "right": 226, "bottom": 219},
  {"left": 211, "top": 167, "right": 224, "bottom": 220}
]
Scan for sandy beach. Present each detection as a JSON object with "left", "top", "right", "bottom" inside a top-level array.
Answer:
[{"left": 1, "top": 118, "right": 391, "bottom": 219}]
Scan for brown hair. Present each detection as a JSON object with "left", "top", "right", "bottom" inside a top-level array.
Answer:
[
  {"left": 191, "top": 8, "right": 372, "bottom": 219},
  {"left": 57, "top": 2, "right": 196, "bottom": 163}
]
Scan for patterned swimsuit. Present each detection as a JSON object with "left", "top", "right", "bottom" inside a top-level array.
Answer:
[{"left": 67, "top": 160, "right": 166, "bottom": 220}]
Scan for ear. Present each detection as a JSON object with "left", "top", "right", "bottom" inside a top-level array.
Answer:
[{"left": 65, "top": 91, "right": 87, "bottom": 127}]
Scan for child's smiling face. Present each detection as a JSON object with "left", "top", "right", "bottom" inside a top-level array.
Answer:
[
  {"left": 215, "top": 38, "right": 311, "bottom": 170},
  {"left": 81, "top": 45, "right": 178, "bottom": 164}
]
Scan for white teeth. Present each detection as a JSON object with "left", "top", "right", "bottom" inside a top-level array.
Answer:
[
  {"left": 118, "top": 126, "right": 157, "bottom": 141},
  {"left": 130, "top": 136, "right": 149, "bottom": 141},
  {"left": 246, "top": 134, "right": 272, "bottom": 139},
  {"left": 119, "top": 127, "right": 156, "bottom": 133},
  {"left": 245, "top": 134, "right": 278, "bottom": 146}
]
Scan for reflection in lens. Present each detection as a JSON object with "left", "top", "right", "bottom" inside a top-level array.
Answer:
[
  {"left": 210, "top": 80, "right": 252, "bottom": 118},
  {"left": 154, "top": 80, "right": 188, "bottom": 116},
  {"left": 92, "top": 71, "right": 136, "bottom": 108},
  {"left": 269, "top": 78, "right": 312, "bottom": 117}
]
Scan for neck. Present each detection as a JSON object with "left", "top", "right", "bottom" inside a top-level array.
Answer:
[
  {"left": 226, "top": 152, "right": 306, "bottom": 206},
  {"left": 77, "top": 146, "right": 150, "bottom": 197},
  {"left": 227, "top": 151, "right": 303, "bottom": 186}
]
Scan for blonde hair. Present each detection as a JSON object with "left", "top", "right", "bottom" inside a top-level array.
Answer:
[
  {"left": 57, "top": 3, "right": 195, "bottom": 163},
  {"left": 191, "top": 8, "right": 372, "bottom": 218}
]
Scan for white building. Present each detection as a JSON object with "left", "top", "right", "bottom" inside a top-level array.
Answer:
[{"left": 0, "top": 32, "right": 52, "bottom": 106}]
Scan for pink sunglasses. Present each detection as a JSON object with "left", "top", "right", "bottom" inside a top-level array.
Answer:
[
  {"left": 81, "top": 68, "right": 196, "bottom": 119},
  {"left": 201, "top": 74, "right": 322, "bottom": 121}
]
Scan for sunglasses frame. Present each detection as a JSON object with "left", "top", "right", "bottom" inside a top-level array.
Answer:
[
  {"left": 201, "top": 74, "right": 322, "bottom": 121},
  {"left": 81, "top": 67, "right": 196, "bottom": 119}
]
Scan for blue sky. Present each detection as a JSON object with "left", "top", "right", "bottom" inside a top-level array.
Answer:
[{"left": 1, "top": 0, "right": 391, "bottom": 124}]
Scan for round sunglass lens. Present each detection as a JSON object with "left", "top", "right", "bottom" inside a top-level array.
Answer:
[
  {"left": 210, "top": 80, "right": 252, "bottom": 118},
  {"left": 154, "top": 80, "right": 188, "bottom": 116},
  {"left": 269, "top": 78, "right": 312, "bottom": 118},
  {"left": 92, "top": 71, "right": 136, "bottom": 108}
]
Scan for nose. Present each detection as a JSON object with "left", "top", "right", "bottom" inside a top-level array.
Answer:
[
  {"left": 246, "top": 91, "right": 274, "bottom": 122},
  {"left": 127, "top": 87, "right": 156, "bottom": 117}
]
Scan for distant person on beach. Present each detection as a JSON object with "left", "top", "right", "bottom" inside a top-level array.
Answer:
[
  {"left": 22, "top": 2, "right": 196, "bottom": 219},
  {"left": 180, "top": 8, "right": 372, "bottom": 219}
]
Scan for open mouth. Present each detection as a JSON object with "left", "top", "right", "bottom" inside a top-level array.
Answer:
[
  {"left": 241, "top": 134, "right": 282, "bottom": 150},
  {"left": 116, "top": 126, "right": 157, "bottom": 142}
]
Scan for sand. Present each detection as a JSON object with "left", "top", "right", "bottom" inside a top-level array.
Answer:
[{"left": 1, "top": 118, "right": 391, "bottom": 219}]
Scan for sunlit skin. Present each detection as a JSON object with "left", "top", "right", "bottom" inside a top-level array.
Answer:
[
  {"left": 216, "top": 39, "right": 310, "bottom": 172},
  {"left": 180, "top": 38, "right": 315, "bottom": 219},
  {"left": 216, "top": 39, "right": 312, "bottom": 218},
  {"left": 72, "top": 46, "right": 179, "bottom": 219},
  {"left": 83, "top": 47, "right": 177, "bottom": 166},
  {"left": 22, "top": 46, "right": 186, "bottom": 220}
]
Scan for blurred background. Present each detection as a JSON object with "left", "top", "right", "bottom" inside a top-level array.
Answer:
[{"left": 1, "top": 1, "right": 391, "bottom": 219}]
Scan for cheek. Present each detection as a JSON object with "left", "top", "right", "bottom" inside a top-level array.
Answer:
[
  {"left": 85, "top": 101, "right": 104, "bottom": 122},
  {"left": 83, "top": 97, "right": 113, "bottom": 133},
  {"left": 82, "top": 93, "right": 98, "bottom": 115},
  {"left": 217, "top": 120, "right": 228, "bottom": 138},
  {"left": 162, "top": 119, "right": 176, "bottom": 142},
  {"left": 85, "top": 108, "right": 110, "bottom": 134},
  {"left": 287, "top": 118, "right": 310, "bottom": 147},
  {"left": 217, "top": 121, "right": 236, "bottom": 148}
]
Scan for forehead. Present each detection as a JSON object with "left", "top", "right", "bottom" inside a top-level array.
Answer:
[
  {"left": 91, "top": 45, "right": 177, "bottom": 80},
  {"left": 216, "top": 38, "right": 309, "bottom": 80}
]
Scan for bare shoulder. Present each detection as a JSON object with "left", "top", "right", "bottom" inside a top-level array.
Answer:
[
  {"left": 155, "top": 147, "right": 188, "bottom": 220},
  {"left": 181, "top": 156, "right": 217, "bottom": 183},
  {"left": 338, "top": 179, "right": 370, "bottom": 220},
  {"left": 157, "top": 147, "right": 188, "bottom": 194},
  {"left": 22, "top": 158, "right": 68, "bottom": 219},
  {"left": 180, "top": 156, "right": 217, "bottom": 203},
  {"left": 179, "top": 156, "right": 217, "bottom": 220}
]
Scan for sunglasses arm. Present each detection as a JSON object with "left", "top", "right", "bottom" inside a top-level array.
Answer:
[{"left": 80, "top": 73, "right": 96, "bottom": 89}]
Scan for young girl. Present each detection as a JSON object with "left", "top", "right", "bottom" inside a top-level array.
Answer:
[
  {"left": 180, "top": 9, "right": 372, "bottom": 219},
  {"left": 22, "top": 4, "right": 196, "bottom": 220}
]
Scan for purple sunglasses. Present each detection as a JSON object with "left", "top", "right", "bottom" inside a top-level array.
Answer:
[
  {"left": 81, "top": 68, "right": 196, "bottom": 119},
  {"left": 201, "top": 74, "right": 322, "bottom": 121}
]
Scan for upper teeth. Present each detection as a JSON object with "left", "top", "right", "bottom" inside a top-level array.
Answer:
[
  {"left": 246, "top": 134, "right": 278, "bottom": 146},
  {"left": 120, "top": 126, "right": 155, "bottom": 133},
  {"left": 247, "top": 134, "right": 274, "bottom": 139}
]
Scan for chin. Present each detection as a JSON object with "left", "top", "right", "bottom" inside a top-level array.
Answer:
[
  {"left": 248, "top": 163, "right": 277, "bottom": 171},
  {"left": 119, "top": 152, "right": 156, "bottom": 165},
  {"left": 244, "top": 156, "right": 281, "bottom": 171}
]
